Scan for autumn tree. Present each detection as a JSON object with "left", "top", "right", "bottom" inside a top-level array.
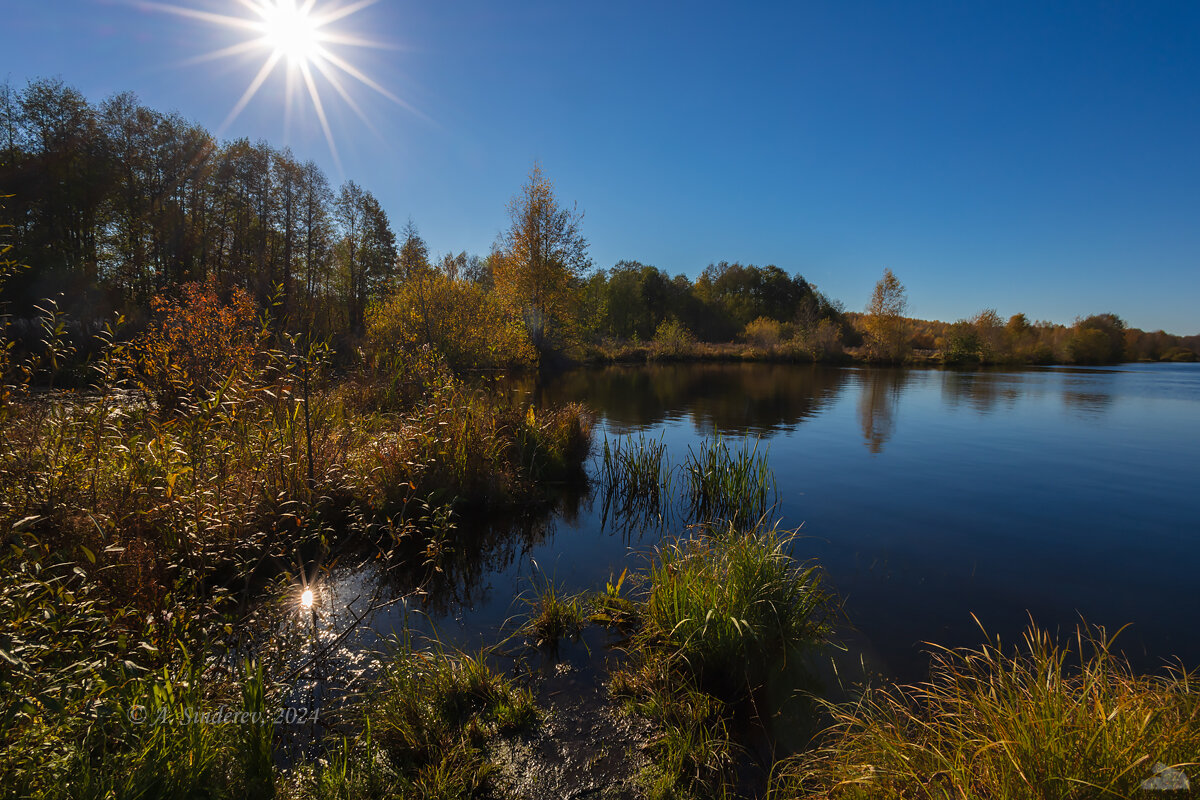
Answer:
[
  {"left": 864, "top": 269, "right": 909, "bottom": 362},
  {"left": 494, "top": 163, "right": 590, "bottom": 357}
]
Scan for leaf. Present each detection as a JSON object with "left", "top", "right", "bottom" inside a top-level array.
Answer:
[{"left": 79, "top": 545, "right": 96, "bottom": 564}]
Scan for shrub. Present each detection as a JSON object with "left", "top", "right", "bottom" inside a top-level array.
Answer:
[
  {"left": 651, "top": 318, "right": 695, "bottom": 359},
  {"left": 135, "top": 280, "right": 261, "bottom": 408},
  {"left": 744, "top": 317, "right": 785, "bottom": 349}
]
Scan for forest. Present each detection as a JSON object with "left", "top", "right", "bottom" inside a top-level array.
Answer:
[{"left": 3, "top": 78, "right": 1196, "bottom": 375}]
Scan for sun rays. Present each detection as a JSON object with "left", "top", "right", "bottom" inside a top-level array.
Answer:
[{"left": 144, "top": 0, "right": 413, "bottom": 169}]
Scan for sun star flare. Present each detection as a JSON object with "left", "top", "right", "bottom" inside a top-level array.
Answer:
[{"left": 147, "top": 0, "right": 408, "bottom": 169}]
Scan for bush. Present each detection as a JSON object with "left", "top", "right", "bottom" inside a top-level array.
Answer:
[
  {"left": 651, "top": 318, "right": 695, "bottom": 359},
  {"left": 135, "top": 280, "right": 261, "bottom": 408},
  {"left": 744, "top": 317, "right": 785, "bottom": 349}
]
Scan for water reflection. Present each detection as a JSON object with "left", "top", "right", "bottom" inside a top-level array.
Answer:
[
  {"left": 1062, "top": 390, "right": 1114, "bottom": 417},
  {"left": 940, "top": 370, "right": 1024, "bottom": 414},
  {"left": 522, "top": 363, "right": 847, "bottom": 434},
  {"left": 271, "top": 362, "right": 1200, "bottom": 705},
  {"left": 857, "top": 368, "right": 908, "bottom": 454}
]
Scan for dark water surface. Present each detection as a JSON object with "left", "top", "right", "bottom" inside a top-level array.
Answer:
[{"left": 320, "top": 362, "right": 1200, "bottom": 685}]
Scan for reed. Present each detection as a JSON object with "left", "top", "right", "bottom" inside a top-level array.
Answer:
[
  {"left": 598, "top": 431, "right": 675, "bottom": 534},
  {"left": 682, "top": 436, "right": 777, "bottom": 528},
  {"left": 599, "top": 431, "right": 672, "bottom": 502},
  {"left": 606, "top": 521, "right": 833, "bottom": 800},
  {"left": 643, "top": 522, "right": 831, "bottom": 694},
  {"left": 518, "top": 571, "right": 587, "bottom": 649}
]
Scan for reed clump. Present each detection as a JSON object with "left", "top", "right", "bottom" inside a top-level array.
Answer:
[
  {"left": 644, "top": 524, "right": 831, "bottom": 695},
  {"left": 598, "top": 431, "right": 675, "bottom": 533},
  {"left": 771, "top": 621, "right": 1200, "bottom": 800},
  {"left": 518, "top": 574, "right": 587, "bottom": 650},
  {"left": 682, "top": 436, "right": 777, "bottom": 528},
  {"left": 604, "top": 521, "right": 833, "bottom": 800}
]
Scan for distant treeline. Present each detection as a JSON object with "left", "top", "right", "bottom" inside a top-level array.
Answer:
[
  {"left": 1, "top": 77, "right": 1194, "bottom": 371},
  {"left": 900, "top": 311, "right": 1200, "bottom": 365}
]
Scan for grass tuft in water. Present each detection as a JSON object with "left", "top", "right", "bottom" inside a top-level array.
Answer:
[
  {"left": 598, "top": 432, "right": 674, "bottom": 533},
  {"left": 606, "top": 521, "right": 833, "bottom": 800},
  {"left": 682, "top": 436, "right": 777, "bottom": 528},
  {"left": 305, "top": 639, "right": 537, "bottom": 800},
  {"left": 518, "top": 570, "right": 587, "bottom": 650},
  {"left": 770, "top": 620, "right": 1200, "bottom": 799},
  {"left": 644, "top": 522, "right": 831, "bottom": 694}
]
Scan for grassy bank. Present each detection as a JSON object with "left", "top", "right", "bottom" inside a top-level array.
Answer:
[{"left": 770, "top": 621, "right": 1200, "bottom": 799}]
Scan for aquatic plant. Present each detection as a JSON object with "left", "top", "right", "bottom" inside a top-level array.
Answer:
[
  {"left": 598, "top": 431, "right": 674, "bottom": 533},
  {"left": 308, "top": 640, "right": 537, "bottom": 800},
  {"left": 518, "top": 570, "right": 587, "bottom": 650},
  {"left": 643, "top": 522, "right": 831, "bottom": 694},
  {"left": 682, "top": 436, "right": 777, "bottom": 528},
  {"left": 771, "top": 620, "right": 1200, "bottom": 799},
  {"left": 606, "top": 521, "right": 833, "bottom": 800}
]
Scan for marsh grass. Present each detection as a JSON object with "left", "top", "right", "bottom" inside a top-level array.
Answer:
[
  {"left": 599, "top": 431, "right": 673, "bottom": 503},
  {"left": 0, "top": 289, "right": 589, "bottom": 795},
  {"left": 643, "top": 523, "right": 832, "bottom": 696},
  {"left": 517, "top": 570, "right": 587, "bottom": 650},
  {"left": 371, "top": 377, "right": 592, "bottom": 512},
  {"left": 305, "top": 638, "right": 537, "bottom": 800},
  {"left": 598, "top": 431, "right": 675, "bottom": 534},
  {"left": 682, "top": 437, "right": 777, "bottom": 528},
  {"left": 772, "top": 620, "right": 1200, "bottom": 800},
  {"left": 605, "top": 522, "right": 834, "bottom": 800}
]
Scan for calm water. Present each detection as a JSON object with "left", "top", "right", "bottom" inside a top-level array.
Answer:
[{"left": 320, "top": 362, "right": 1200, "bottom": 684}]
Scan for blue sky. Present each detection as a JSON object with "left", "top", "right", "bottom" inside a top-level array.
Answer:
[{"left": 4, "top": 1, "right": 1199, "bottom": 333}]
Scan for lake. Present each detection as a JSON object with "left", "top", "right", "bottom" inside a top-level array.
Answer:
[{"left": 318, "top": 362, "right": 1200, "bottom": 685}]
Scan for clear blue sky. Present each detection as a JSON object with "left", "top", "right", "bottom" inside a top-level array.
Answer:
[{"left": 4, "top": 1, "right": 1199, "bottom": 333}]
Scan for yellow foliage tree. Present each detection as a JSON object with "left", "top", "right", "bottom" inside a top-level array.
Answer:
[
  {"left": 366, "top": 272, "right": 535, "bottom": 372},
  {"left": 493, "top": 163, "right": 590, "bottom": 357},
  {"left": 863, "top": 269, "right": 909, "bottom": 362}
]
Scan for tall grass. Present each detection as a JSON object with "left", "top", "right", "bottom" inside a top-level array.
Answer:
[
  {"left": 517, "top": 570, "right": 587, "bottom": 650},
  {"left": 606, "top": 521, "right": 833, "bottom": 800},
  {"left": 371, "top": 377, "right": 592, "bottom": 512},
  {"left": 643, "top": 523, "right": 831, "bottom": 694},
  {"left": 598, "top": 431, "right": 674, "bottom": 532},
  {"left": 599, "top": 432, "right": 672, "bottom": 501},
  {"left": 0, "top": 288, "right": 590, "bottom": 794},
  {"left": 682, "top": 436, "right": 777, "bottom": 528},
  {"left": 772, "top": 621, "right": 1200, "bottom": 799}
]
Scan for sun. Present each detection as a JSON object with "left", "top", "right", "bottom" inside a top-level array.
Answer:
[
  {"left": 146, "top": 0, "right": 417, "bottom": 168},
  {"left": 258, "top": 1, "right": 322, "bottom": 65}
]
